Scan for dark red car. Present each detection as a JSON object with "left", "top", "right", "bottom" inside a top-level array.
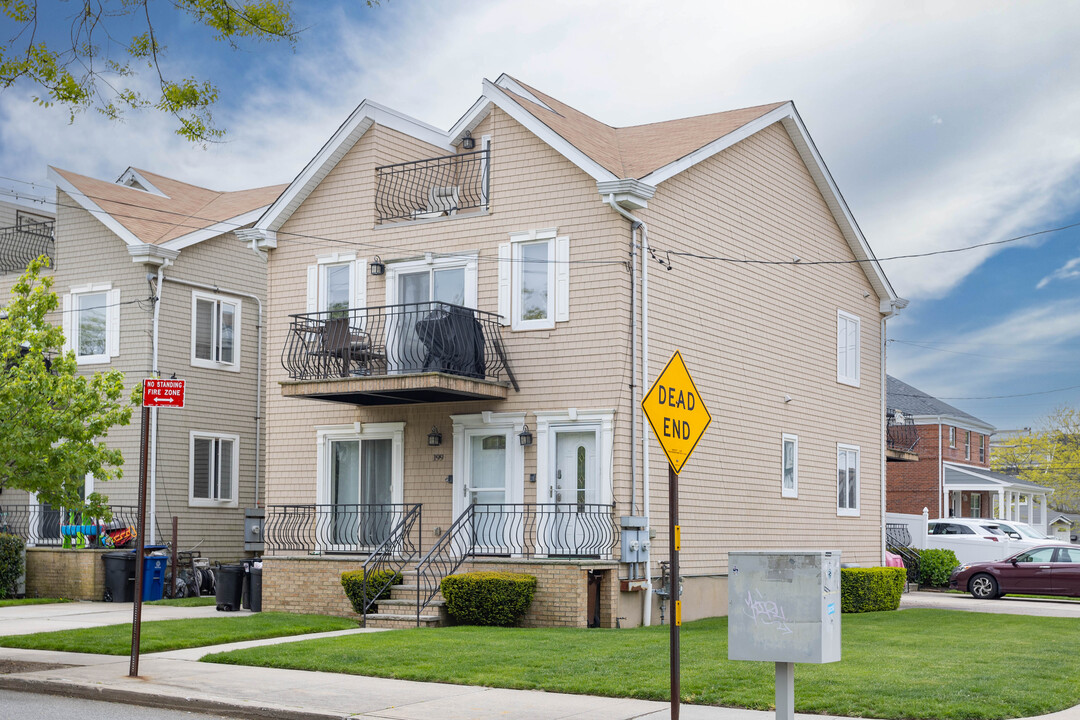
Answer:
[{"left": 949, "top": 544, "right": 1080, "bottom": 599}]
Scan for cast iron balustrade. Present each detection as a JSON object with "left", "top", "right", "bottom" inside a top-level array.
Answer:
[
  {"left": 264, "top": 503, "right": 421, "bottom": 555},
  {"left": 887, "top": 407, "right": 919, "bottom": 455},
  {"left": 0, "top": 220, "right": 54, "bottom": 273},
  {"left": 281, "top": 301, "right": 516, "bottom": 387},
  {"left": 375, "top": 149, "right": 489, "bottom": 224},
  {"left": 885, "top": 521, "right": 920, "bottom": 585},
  {"left": 0, "top": 504, "right": 145, "bottom": 548},
  {"left": 414, "top": 502, "right": 618, "bottom": 623}
]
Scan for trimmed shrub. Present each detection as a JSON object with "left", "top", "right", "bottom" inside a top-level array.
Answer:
[
  {"left": 0, "top": 533, "right": 25, "bottom": 600},
  {"left": 340, "top": 569, "right": 402, "bottom": 614},
  {"left": 918, "top": 548, "right": 960, "bottom": 587},
  {"left": 840, "top": 567, "right": 905, "bottom": 613},
  {"left": 441, "top": 571, "right": 537, "bottom": 627}
]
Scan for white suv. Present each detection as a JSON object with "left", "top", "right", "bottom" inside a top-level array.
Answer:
[{"left": 925, "top": 518, "right": 1070, "bottom": 564}]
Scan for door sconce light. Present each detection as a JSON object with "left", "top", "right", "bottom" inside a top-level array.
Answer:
[
  {"left": 444, "top": 474, "right": 453, "bottom": 484},
  {"left": 427, "top": 425, "right": 442, "bottom": 447},
  {"left": 369, "top": 256, "right": 385, "bottom": 276},
  {"left": 461, "top": 130, "right": 476, "bottom": 150},
  {"left": 519, "top": 424, "right": 533, "bottom": 447}
]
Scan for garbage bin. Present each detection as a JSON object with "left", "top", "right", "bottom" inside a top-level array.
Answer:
[
  {"left": 102, "top": 551, "right": 135, "bottom": 602},
  {"left": 242, "top": 560, "right": 262, "bottom": 612},
  {"left": 216, "top": 563, "right": 245, "bottom": 611},
  {"left": 142, "top": 555, "right": 169, "bottom": 601}
]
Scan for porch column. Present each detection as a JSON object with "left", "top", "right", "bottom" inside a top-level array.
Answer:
[
  {"left": 1040, "top": 494, "right": 1048, "bottom": 532},
  {"left": 996, "top": 490, "right": 1004, "bottom": 519}
]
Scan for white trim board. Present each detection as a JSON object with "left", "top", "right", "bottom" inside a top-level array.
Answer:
[
  {"left": 49, "top": 167, "right": 142, "bottom": 247},
  {"left": 161, "top": 206, "right": 273, "bottom": 251}
]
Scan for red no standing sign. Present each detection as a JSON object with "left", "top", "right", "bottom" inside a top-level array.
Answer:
[{"left": 143, "top": 378, "right": 185, "bottom": 408}]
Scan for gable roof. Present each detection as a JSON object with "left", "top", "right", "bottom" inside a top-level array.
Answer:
[
  {"left": 887, "top": 375, "right": 994, "bottom": 431},
  {"left": 49, "top": 166, "right": 286, "bottom": 250},
  {"left": 943, "top": 462, "right": 1053, "bottom": 494}
]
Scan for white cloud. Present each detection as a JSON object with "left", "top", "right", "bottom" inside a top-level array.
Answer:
[{"left": 1037, "top": 257, "right": 1080, "bottom": 289}]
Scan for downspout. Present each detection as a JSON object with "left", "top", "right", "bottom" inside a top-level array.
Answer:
[
  {"left": 937, "top": 415, "right": 943, "bottom": 518},
  {"left": 149, "top": 266, "right": 164, "bottom": 544},
  {"left": 605, "top": 194, "right": 652, "bottom": 626},
  {"left": 880, "top": 315, "right": 886, "bottom": 565},
  {"left": 162, "top": 276, "right": 263, "bottom": 508}
]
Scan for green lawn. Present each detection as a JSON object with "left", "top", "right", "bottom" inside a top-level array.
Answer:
[
  {"left": 0, "top": 612, "right": 356, "bottom": 654},
  {"left": 0, "top": 598, "right": 69, "bottom": 608},
  {"left": 145, "top": 596, "right": 217, "bottom": 607},
  {"left": 204, "top": 610, "right": 1080, "bottom": 720}
]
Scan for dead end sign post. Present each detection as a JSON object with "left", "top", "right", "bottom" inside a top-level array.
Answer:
[
  {"left": 641, "top": 350, "right": 712, "bottom": 719},
  {"left": 130, "top": 378, "right": 185, "bottom": 677}
]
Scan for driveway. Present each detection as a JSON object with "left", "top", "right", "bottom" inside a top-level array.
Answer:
[
  {"left": 0, "top": 601, "right": 228, "bottom": 637},
  {"left": 900, "top": 590, "right": 1080, "bottom": 618}
]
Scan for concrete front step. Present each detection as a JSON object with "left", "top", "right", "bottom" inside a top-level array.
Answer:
[
  {"left": 390, "top": 585, "right": 444, "bottom": 603},
  {"left": 363, "top": 612, "right": 445, "bottom": 628}
]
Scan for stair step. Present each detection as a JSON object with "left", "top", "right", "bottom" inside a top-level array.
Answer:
[
  {"left": 377, "top": 597, "right": 445, "bottom": 609},
  {"left": 390, "top": 586, "right": 443, "bottom": 601},
  {"left": 363, "top": 612, "right": 446, "bottom": 628}
]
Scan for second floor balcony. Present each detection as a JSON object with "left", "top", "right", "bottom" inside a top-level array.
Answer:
[
  {"left": 375, "top": 149, "right": 489, "bottom": 225},
  {"left": 886, "top": 407, "right": 920, "bottom": 462},
  {"left": 0, "top": 220, "right": 54, "bottom": 274},
  {"left": 280, "top": 301, "right": 518, "bottom": 405}
]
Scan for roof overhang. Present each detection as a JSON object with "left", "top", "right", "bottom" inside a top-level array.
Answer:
[
  {"left": 161, "top": 206, "right": 271, "bottom": 251},
  {"left": 127, "top": 243, "right": 179, "bottom": 267},
  {"left": 943, "top": 462, "right": 1054, "bottom": 494},
  {"left": 910, "top": 415, "right": 997, "bottom": 434},
  {"left": 596, "top": 179, "right": 656, "bottom": 211}
]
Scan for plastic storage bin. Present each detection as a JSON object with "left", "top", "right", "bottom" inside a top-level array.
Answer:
[{"left": 216, "top": 563, "right": 245, "bottom": 611}]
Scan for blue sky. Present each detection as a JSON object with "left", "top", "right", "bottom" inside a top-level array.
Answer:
[{"left": 2, "top": 0, "right": 1079, "bottom": 430}]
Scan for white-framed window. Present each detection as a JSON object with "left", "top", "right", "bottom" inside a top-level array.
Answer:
[
  {"left": 189, "top": 431, "right": 239, "bottom": 507},
  {"left": 191, "top": 291, "right": 240, "bottom": 371},
  {"left": 837, "top": 443, "right": 860, "bottom": 516},
  {"left": 384, "top": 253, "right": 477, "bottom": 308},
  {"left": 949, "top": 426, "right": 956, "bottom": 448},
  {"left": 971, "top": 493, "right": 981, "bottom": 517},
  {"left": 965, "top": 431, "right": 971, "bottom": 460},
  {"left": 782, "top": 434, "right": 798, "bottom": 498},
  {"left": 306, "top": 253, "right": 366, "bottom": 315},
  {"left": 979, "top": 435, "right": 985, "bottom": 463},
  {"left": 499, "top": 229, "right": 569, "bottom": 330},
  {"left": 836, "top": 310, "right": 860, "bottom": 386},
  {"left": 63, "top": 283, "right": 120, "bottom": 365}
]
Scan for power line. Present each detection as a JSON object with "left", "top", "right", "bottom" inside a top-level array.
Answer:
[{"left": 891, "top": 384, "right": 1080, "bottom": 401}]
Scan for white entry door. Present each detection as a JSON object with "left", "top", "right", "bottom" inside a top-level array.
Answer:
[
  {"left": 542, "top": 431, "right": 599, "bottom": 555},
  {"left": 465, "top": 431, "right": 517, "bottom": 553}
]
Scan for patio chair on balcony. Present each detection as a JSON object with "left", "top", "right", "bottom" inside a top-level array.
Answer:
[
  {"left": 412, "top": 186, "right": 460, "bottom": 220},
  {"left": 314, "top": 317, "right": 383, "bottom": 378}
]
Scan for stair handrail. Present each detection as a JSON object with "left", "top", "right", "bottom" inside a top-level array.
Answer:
[
  {"left": 413, "top": 504, "right": 476, "bottom": 626},
  {"left": 359, "top": 503, "right": 422, "bottom": 626}
]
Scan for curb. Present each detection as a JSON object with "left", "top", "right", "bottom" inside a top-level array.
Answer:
[{"left": 0, "top": 674, "right": 346, "bottom": 720}]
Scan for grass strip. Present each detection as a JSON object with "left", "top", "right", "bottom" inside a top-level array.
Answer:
[
  {"left": 145, "top": 596, "right": 217, "bottom": 607},
  {"left": 0, "top": 598, "right": 70, "bottom": 608},
  {"left": 204, "top": 610, "right": 1080, "bottom": 720},
  {"left": 0, "top": 612, "right": 356, "bottom": 654}
]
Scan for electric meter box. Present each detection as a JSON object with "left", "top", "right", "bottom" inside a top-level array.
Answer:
[{"left": 727, "top": 550, "right": 841, "bottom": 664}]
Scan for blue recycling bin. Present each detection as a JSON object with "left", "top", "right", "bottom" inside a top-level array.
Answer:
[{"left": 142, "top": 555, "right": 169, "bottom": 601}]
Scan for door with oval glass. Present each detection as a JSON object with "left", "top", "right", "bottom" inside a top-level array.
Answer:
[
  {"left": 465, "top": 431, "right": 516, "bottom": 553},
  {"left": 543, "top": 431, "right": 599, "bottom": 556}
]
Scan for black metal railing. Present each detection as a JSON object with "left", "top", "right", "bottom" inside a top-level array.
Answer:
[
  {"left": 264, "top": 503, "right": 421, "bottom": 555},
  {"left": 885, "top": 522, "right": 912, "bottom": 548},
  {"left": 885, "top": 522, "right": 920, "bottom": 584},
  {"left": 0, "top": 221, "right": 54, "bottom": 274},
  {"left": 375, "top": 149, "right": 489, "bottom": 223},
  {"left": 887, "top": 407, "right": 919, "bottom": 454},
  {"left": 359, "top": 503, "right": 422, "bottom": 626},
  {"left": 0, "top": 503, "right": 145, "bottom": 548},
  {"left": 281, "top": 301, "right": 517, "bottom": 387},
  {"left": 414, "top": 503, "right": 618, "bottom": 624}
]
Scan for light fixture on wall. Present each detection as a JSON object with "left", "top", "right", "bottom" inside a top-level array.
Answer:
[
  {"left": 461, "top": 130, "right": 476, "bottom": 150},
  {"left": 519, "top": 424, "right": 533, "bottom": 447},
  {"left": 427, "top": 425, "right": 442, "bottom": 447},
  {"left": 369, "top": 256, "right": 385, "bottom": 276}
]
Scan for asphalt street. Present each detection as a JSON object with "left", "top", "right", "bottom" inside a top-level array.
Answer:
[{"left": 0, "top": 688, "right": 240, "bottom": 719}]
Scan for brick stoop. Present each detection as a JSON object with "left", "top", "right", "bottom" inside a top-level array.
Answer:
[{"left": 364, "top": 578, "right": 449, "bottom": 628}]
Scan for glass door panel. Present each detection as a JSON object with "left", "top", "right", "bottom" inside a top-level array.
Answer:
[
  {"left": 360, "top": 439, "right": 393, "bottom": 546},
  {"left": 469, "top": 434, "right": 509, "bottom": 551},
  {"left": 330, "top": 440, "right": 360, "bottom": 548}
]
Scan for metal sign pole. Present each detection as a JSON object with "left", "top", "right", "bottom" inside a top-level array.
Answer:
[
  {"left": 129, "top": 403, "right": 150, "bottom": 677},
  {"left": 669, "top": 462, "right": 680, "bottom": 719}
]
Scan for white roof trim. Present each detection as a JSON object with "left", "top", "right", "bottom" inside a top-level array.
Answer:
[
  {"left": 479, "top": 79, "right": 618, "bottom": 184},
  {"left": 909, "top": 415, "right": 997, "bottom": 434},
  {"left": 161, "top": 205, "right": 272, "bottom": 251},
  {"left": 116, "top": 168, "right": 169, "bottom": 198},
  {"left": 449, "top": 98, "right": 493, "bottom": 145},
  {"left": 49, "top": 167, "right": 142, "bottom": 247},
  {"left": 494, "top": 74, "right": 555, "bottom": 112},
  {"left": 256, "top": 99, "right": 454, "bottom": 234},
  {"left": 640, "top": 102, "right": 897, "bottom": 306},
  {"left": 944, "top": 462, "right": 1054, "bottom": 493}
]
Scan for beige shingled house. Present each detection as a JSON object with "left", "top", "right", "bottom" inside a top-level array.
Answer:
[
  {"left": 0, "top": 167, "right": 284, "bottom": 592},
  {"left": 248, "top": 75, "right": 903, "bottom": 627}
]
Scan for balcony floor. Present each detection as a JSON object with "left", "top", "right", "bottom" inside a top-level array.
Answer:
[{"left": 280, "top": 371, "right": 510, "bottom": 406}]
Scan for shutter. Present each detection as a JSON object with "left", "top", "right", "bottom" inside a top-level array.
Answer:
[
  {"left": 306, "top": 265, "right": 318, "bottom": 313},
  {"left": 555, "top": 236, "right": 570, "bottom": 322},
  {"left": 107, "top": 288, "right": 121, "bottom": 357},
  {"left": 836, "top": 314, "right": 848, "bottom": 382},
  {"left": 61, "top": 293, "right": 72, "bottom": 352},
  {"left": 497, "top": 242, "right": 511, "bottom": 326},
  {"left": 848, "top": 316, "right": 860, "bottom": 381},
  {"left": 353, "top": 259, "right": 367, "bottom": 329}
]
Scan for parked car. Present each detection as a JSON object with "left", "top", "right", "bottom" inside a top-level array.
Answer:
[
  {"left": 949, "top": 545, "right": 1080, "bottom": 599},
  {"left": 926, "top": 519, "right": 1014, "bottom": 564},
  {"left": 991, "top": 520, "right": 1072, "bottom": 547}
]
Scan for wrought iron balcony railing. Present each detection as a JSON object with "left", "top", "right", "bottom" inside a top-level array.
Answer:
[
  {"left": 887, "top": 407, "right": 919, "bottom": 454},
  {"left": 0, "top": 503, "right": 146, "bottom": 548},
  {"left": 375, "top": 149, "right": 489, "bottom": 224},
  {"left": 281, "top": 301, "right": 516, "bottom": 385},
  {"left": 264, "top": 503, "right": 422, "bottom": 555},
  {"left": 0, "top": 220, "right": 54, "bottom": 273}
]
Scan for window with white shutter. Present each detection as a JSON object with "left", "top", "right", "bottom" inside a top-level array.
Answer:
[
  {"left": 837, "top": 310, "right": 860, "bottom": 386},
  {"left": 501, "top": 228, "right": 569, "bottom": 331}
]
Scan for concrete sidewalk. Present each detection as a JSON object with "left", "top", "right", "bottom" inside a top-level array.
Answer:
[{"left": 0, "top": 600, "right": 224, "bottom": 636}]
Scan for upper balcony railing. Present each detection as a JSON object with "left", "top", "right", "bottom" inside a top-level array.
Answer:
[
  {"left": 0, "top": 220, "right": 54, "bottom": 273},
  {"left": 375, "top": 149, "right": 489, "bottom": 224},
  {"left": 281, "top": 301, "right": 516, "bottom": 387},
  {"left": 887, "top": 407, "right": 919, "bottom": 455}
]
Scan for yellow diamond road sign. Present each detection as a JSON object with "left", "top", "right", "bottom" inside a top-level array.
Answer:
[{"left": 642, "top": 350, "right": 712, "bottom": 474}]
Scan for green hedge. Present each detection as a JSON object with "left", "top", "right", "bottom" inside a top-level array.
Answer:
[
  {"left": 0, "top": 533, "right": 25, "bottom": 600},
  {"left": 840, "top": 567, "right": 905, "bottom": 613},
  {"left": 340, "top": 569, "right": 402, "bottom": 614},
  {"left": 441, "top": 571, "right": 537, "bottom": 627},
  {"left": 917, "top": 548, "right": 959, "bottom": 587}
]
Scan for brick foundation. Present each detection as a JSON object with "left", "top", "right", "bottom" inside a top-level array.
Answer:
[
  {"left": 260, "top": 556, "right": 364, "bottom": 620},
  {"left": 25, "top": 548, "right": 108, "bottom": 600}
]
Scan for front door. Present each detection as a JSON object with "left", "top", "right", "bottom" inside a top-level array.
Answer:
[
  {"left": 389, "top": 267, "right": 466, "bottom": 373},
  {"left": 465, "top": 432, "right": 515, "bottom": 553},
  {"left": 542, "top": 431, "right": 598, "bottom": 555},
  {"left": 328, "top": 438, "right": 393, "bottom": 551}
]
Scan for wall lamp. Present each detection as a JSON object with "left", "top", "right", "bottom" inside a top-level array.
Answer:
[
  {"left": 461, "top": 130, "right": 476, "bottom": 150},
  {"left": 369, "top": 256, "right": 385, "bottom": 276},
  {"left": 427, "top": 425, "right": 442, "bottom": 447},
  {"left": 519, "top": 424, "right": 533, "bottom": 447}
]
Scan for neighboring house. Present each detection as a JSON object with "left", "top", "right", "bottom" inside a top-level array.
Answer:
[
  {"left": 246, "top": 74, "right": 903, "bottom": 628},
  {"left": 0, "top": 166, "right": 284, "bottom": 562},
  {"left": 885, "top": 375, "right": 1053, "bottom": 531},
  {"left": 0, "top": 195, "right": 55, "bottom": 274}
]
